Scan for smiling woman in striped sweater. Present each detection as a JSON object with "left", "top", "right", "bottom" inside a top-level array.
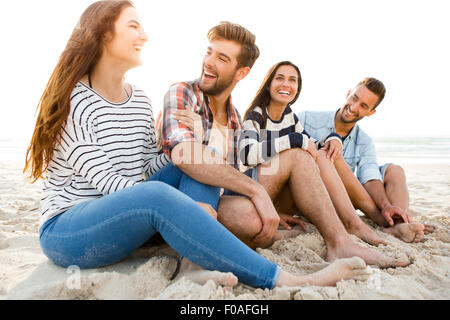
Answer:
[
  {"left": 239, "top": 61, "right": 387, "bottom": 246},
  {"left": 22, "top": 1, "right": 373, "bottom": 290}
]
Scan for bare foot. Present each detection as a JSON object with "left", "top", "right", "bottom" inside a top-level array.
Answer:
[
  {"left": 173, "top": 258, "right": 238, "bottom": 287},
  {"left": 276, "top": 257, "right": 371, "bottom": 287},
  {"left": 347, "top": 222, "right": 388, "bottom": 246},
  {"left": 307, "top": 257, "right": 371, "bottom": 286},
  {"left": 384, "top": 222, "right": 426, "bottom": 243},
  {"left": 326, "top": 237, "right": 411, "bottom": 269}
]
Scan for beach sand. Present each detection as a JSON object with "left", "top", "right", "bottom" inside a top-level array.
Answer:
[{"left": 1, "top": 159, "right": 449, "bottom": 300}]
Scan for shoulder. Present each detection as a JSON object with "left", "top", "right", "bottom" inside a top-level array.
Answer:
[
  {"left": 167, "top": 80, "right": 198, "bottom": 96},
  {"left": 244, "top": 106, "right": 264, "bottom": 123},
  {"left": 69, "top": 82, "right": 96, "bottom": 115},
  {"left": 131, "top": 85, "right": 151, "bottom": 104},
  {"left": 298, "top": 110, "right": 334, "bottom": 124},
  {"left": 69, "top": 82, "right": 89, "bottom": 101}
]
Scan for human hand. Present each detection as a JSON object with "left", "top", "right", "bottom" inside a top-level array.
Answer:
[
  {"left": 250, "top": 185, "right": 280, "bottom": 245},
  {"left": 278, "top": 213, "right": 307, "bottom": 231},
  {"left": 322, "top": 139, "right": 342, "bottom": 163},
  {"left": 197, "top": 202, "right": 218, "bottom": 220},
  {"left": 381, "top": 204, "right": 411, "bottom": 226},
  {"left": 172, "top": 108, "right": 204, "bottom": 142}
]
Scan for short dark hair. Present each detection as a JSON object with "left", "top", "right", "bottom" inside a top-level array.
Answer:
[
  {"left": 207, "top": 21, "right": 260, "bottom": 69},
  {"left": 357, "top": 77, "right": 386, "bottom": 109}
]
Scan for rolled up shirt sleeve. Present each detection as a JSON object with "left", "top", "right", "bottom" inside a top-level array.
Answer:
[
  {"left": 356, "top": 136, "right": 383, "bottom": 185},
  {"left": 161, "top": 83, "right": 199, "bottom": 157}
]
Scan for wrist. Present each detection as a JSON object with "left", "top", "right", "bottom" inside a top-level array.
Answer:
[
  {"left": 245, "top": 180, "right": 265, "bottom": 200},
  {"left": 380, "top": 201, "right": 392, "bottom": 211}
]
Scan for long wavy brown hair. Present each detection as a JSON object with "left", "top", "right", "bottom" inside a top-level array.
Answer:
[
  {"left": 24, "top": 0, "right": 134, "bottom": 183},
  {"left": 244, "top": 61, "right": 302, "bottom": 129}
]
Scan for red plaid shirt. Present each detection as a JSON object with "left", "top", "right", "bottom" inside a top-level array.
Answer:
[{"left": 157, "top": 80, "right": 243, "bottom": 170}]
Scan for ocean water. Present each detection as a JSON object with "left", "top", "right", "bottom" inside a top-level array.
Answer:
[
  {"left": 374, "top": 136, "right": 450, "bottom": 166},
  {"left": 0, "top": 138, "right": 29, "bottom": 162},
  {"left": 1, "top": 136, "right": 450, "bottom": 165}
]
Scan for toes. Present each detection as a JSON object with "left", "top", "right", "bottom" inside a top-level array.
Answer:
[
  {"left": 396, "top": 258, "right": 412, "bottom": 268},
  {"left": 216, "top": 272, "right": 237, "bottom": 286},
  {"left": 353, "top": 274, "right": 371, "bottom": 282},
  {"left": 424, "top": 224, "right": 436, "bottom": 234},
  {"left": 347, "top": 256, "right": 367, "bottom": 269},
  {"left": 414, "top": 231, "right": 425, "bottom": 243}
]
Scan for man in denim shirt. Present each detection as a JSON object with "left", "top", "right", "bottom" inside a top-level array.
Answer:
[{"left": 298, "top": 78, "right": 434, "bottom": 243}]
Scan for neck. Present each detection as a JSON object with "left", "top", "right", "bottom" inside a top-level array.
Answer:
[
  {"left": 206, "top": 86, "right": 234, "bottom": 126},
  {"left": 89, "top": 55, "right": 130, "bottom": 102},
  {"left": 267, "top": 101, "right": 287, "bottom": 121},
  {"left": 334, "top": 109, "right": 356, "bottom": 137}
]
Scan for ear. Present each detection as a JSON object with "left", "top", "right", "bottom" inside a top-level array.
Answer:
[
  {"left": 235, "top": 66, "right": 251, "bottom": 82},
  {"left": 346, "top": 90, "right": 351, "bottom": 98},
  {"left": 367, "top": 109, "right": 377, "bottom": 117},
  {"left": 103, "top": 31, "right": 114, "bottom": 43}
]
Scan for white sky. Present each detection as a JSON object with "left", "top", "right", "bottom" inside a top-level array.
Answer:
[{"left": 1, "top": 0, "right": 449, "bottom": 146}]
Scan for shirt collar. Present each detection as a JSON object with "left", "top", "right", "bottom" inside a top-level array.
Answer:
[{"left": 196, "top": 81, "right": 241, "bottom": 129}]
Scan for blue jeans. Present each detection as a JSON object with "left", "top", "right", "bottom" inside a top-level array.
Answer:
[
  {"left": 39, "top": 163, "right": 280, "bottom": 289},
  {"left": 222, "top": 167, "right": 258, "bottom": 196}
]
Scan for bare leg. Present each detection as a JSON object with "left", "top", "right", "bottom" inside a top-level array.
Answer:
[
  {"left": 217, "top": 195, "right": 272, "bottom": 249},
  {"left": 256, "top": 149, "right": 409, "bottom": 268},
  {"left": 333, "top": 153, "right": 387, "bottom": 226},
  {"left": 335, "top": 158, "right": 433, "bottom": 243},
  {"left": 316, "top": 150, "right": 386, "bottom": 246},
  {"left": 382, "top": 165, "right": 434, "bottom": 242}
]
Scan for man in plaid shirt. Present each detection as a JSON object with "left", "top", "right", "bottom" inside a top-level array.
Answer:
[
  {"left": 161, "top": 79, "right": 242, "bottom": 170},
  {"left": 158, "top": 22, "right": 409, "bottom": 269}
]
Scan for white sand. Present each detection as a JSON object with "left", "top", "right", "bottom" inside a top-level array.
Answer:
[{"left": 1, "top": 159, "right": 449, "bottom": 300}]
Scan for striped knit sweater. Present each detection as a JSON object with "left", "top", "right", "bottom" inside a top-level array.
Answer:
[
  {"left": 40, "top": 82, "right": 170, "bottom": 228},
  {"left": 239, "top": 106, "right": 342, "bottom": 167}
]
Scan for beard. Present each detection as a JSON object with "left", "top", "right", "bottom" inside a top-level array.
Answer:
[
  {"left": 199, "top": 69, "right": 236, "bottom": 96},
  {"left": 339, "top": 105, "right": 363, "bottom": 124}
]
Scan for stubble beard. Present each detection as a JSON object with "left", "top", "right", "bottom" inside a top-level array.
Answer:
[
  {"left": 199, "top": 70, "right": 236, "bottom": 96},
  {"left": 339, "top": 105, "right": 361, "bottom": 124}
]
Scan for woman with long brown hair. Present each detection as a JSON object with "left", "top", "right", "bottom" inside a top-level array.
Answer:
[
  {"left": 239, "top": 61, "right": 388, "bottom": 246},
  {"left": 23, "top": 1, "right": 371, "bottom": 289}
]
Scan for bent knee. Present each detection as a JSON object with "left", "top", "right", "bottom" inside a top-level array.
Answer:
[
  {"left": 282, "top": 148, "right": 316, "bottom": 166},
  {"left": 138, "top": 181, "right": 182, "bottom": 202},
  {"left": 218, "top": 197, "right": 262, "bottom": 236},
  {"left": 385, "top": 164, "right": 406, "bottom": 179},
  {"left": 238, "top": 201, "right": 264, "bottom": 236}
]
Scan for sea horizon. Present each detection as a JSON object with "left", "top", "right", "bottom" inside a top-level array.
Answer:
[{"left": 1, "top": 135, "right": 450, "bottom": 165}]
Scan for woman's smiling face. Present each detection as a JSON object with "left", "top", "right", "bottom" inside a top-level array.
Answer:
[
  {"left": 103, "top": 6, "right": 148, "bottom": 69},
  {"left": 269, "top": 64, "right": 299, "bottom": 106}
]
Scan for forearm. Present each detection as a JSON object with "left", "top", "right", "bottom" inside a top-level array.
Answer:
[
  {"left": 172, "top": 142, "right": 261, "bottom": 197},
  {"left": 363, "top": 180, "right": 391, "bottom": 211}
]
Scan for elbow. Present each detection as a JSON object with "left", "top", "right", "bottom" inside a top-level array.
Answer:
[
  {"left": 170, "top": 143, "right": 186, "bottom": 168},
  {"left": 171, "top": 141, "right": 201, "bottom": 168}
]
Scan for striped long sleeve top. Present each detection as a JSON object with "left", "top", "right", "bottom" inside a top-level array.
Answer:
[
  {"left": 239, "top": 106, "right": 342, "bottom": 167},
  {"left": 40, "top": 82, "right": 170, "bottom": 228}
]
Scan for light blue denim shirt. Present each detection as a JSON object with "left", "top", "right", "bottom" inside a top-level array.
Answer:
[{"left": 298, "top": 110, "right": 383, "bottom": 184}]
